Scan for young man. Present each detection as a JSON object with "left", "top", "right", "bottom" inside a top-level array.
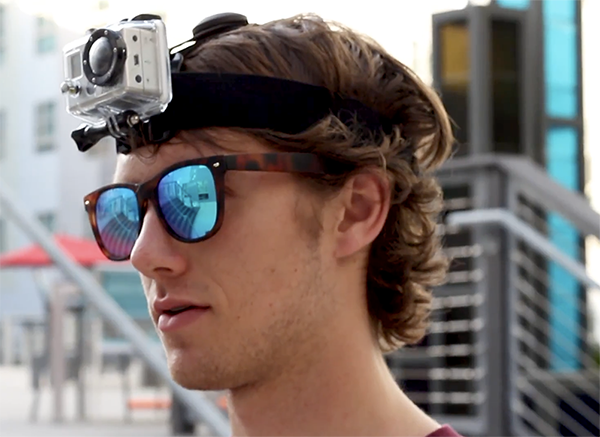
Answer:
[{"left": 83, "top": 13, "right": 459, "bottom": 437}]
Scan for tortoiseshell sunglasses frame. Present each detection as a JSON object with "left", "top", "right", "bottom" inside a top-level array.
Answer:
[{"left": 84, "top": 153, "right": 327, "bottom": 261}]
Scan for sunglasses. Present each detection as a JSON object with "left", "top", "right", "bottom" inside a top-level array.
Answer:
[{"left": 84, "top": 153, "right": 327, "bottom": 261}]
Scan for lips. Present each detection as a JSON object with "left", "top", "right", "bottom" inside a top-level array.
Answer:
[
  {"left": 153, "top": 299, "right": 211, "bottom": 332},
  {"left": 157, "top": 306, "right": 210, "bottom": 332},
  {"left": 163, "top": 305, "right": 199, "bottom": 315},
  {"left": 153, "top": 298, "right": 210, "bottom": 315}
]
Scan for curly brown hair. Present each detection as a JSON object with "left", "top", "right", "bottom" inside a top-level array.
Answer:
[{"left": 178, "top": 14, "right": 453, "bottom": 351}]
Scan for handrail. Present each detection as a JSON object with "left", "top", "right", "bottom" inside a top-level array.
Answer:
[
  {"left": 447, "top": 207, "right": 600, "bottom": 437},
  {"left": 438, "top": 154, "right": 600, "bottom": 238},
  {"left": 0, "top": 180, "right": 231, "bottom": 436},
  {"left": 445, "top": 208, "right": 600, "bottom": 291}
]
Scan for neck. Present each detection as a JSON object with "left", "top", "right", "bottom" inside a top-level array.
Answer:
[{"left": 227, "top": 313, "right": 439, "bottom": 437}]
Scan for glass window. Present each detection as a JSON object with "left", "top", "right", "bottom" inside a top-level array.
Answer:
[
  {"left": 546, "top": 126, "right": 580, "bottom": 372},
  {"left": 0, "top": 5, "right": 6, "bottom": 64},
  {"left": 544, "top": 0, "right": 576, "bottom": 20},
  {"left": 36, "top": 16, "right": 56, "bottom": 54},
  {"left": 546, "top": 126, "right": 579, "bottom": 190},
  {"left": 38, "top": 212, "right": 56, "bottom": 232},
  {"left": 495, "top": 0, "right": 530, "bottom": 10},
  {"left": 35, "top": 101, "right": 55, "bottom": 152},
  {"left": 0, "top": 110, "right": 5, "bottom": 159},
  {"left": 491, "top": 20, "right": 521, "bottom": 154},
  {"left": 438, "top": 21, "right": 470, "bottom": 155},
  {"left": 0, "top": 218, "right": 6, "bottom": 253},
  {"left": 543, "top": 0, "right": 578, "bottom": 118},
  {"left": 101, "top": 271, "right": 152, "bottom": 321}
]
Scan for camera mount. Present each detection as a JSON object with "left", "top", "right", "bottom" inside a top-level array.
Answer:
[{"left": 72, "top": 111, "right": 141, "bottom": 152}]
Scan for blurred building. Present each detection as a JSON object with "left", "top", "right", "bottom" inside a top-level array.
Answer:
[
  {"left": 0, "top": 1, "right": 598, "bottom": 435},
  {"left": 0, "top": 0, "right": 460, "bottom": 321},
  {"left": 0, "top": 1, "right": 112, "bottom": 321},
  {"left": 0, "top": 0, "right": 175, "bottom": 321},
  {"left": 386, "top": 1, "right": 599, "bottom": 436}
]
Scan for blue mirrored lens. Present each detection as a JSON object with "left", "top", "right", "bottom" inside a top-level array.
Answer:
[
  {"left": 158, "top": 165, "right": 218, "bottom": 240},
  {"left": 96, "top": 188, "right": 140, "bottom": 259}
]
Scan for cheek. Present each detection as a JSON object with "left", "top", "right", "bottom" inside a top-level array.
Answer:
[
  {"left": 209, "top": 185, "right": 312, "bottom": 312},
  {"left": 140, "top": 274, "right": 152, "bottom": 298}
]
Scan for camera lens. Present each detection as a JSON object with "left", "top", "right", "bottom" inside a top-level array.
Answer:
[
  {"left": 89, "top": 37, "right": 113, "bottom": 76},
  {"left": 82, "top": 28, "right": 126, "bottom": 87}
]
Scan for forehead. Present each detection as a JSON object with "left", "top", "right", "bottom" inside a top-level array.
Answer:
[{"left": 113, "top": 129, "right": 269, "bottom": 184}]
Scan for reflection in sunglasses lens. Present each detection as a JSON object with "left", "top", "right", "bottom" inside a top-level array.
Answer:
[
  {"left": 158, "top": 165, "right": 218, "bottom": 240},
  {"left": 96, "top": 187, "right": 140, "bottom": 259}
]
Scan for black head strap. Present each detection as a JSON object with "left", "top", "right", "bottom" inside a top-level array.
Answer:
[{"left": 116, "top": 72, "right": 394, "bottom": 153}]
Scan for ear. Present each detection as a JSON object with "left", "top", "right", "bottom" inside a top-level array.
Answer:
[{"left": 334, "top": 171, "right": 390, "bottom": 260}]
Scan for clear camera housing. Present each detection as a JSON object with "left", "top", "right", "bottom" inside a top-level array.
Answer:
[{"left": 61, "top": 18, "right": 171, "bottom": 126}]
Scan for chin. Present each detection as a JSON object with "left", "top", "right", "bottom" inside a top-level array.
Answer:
[
  {"left": 166, "top": 348, "right": 235, "bottom": 391},
  {"left": 170, "top": 368, "right": 238, "bottom": 392},
  {"left": 171, "top": 370, "right": 215, "bottom": 391}
]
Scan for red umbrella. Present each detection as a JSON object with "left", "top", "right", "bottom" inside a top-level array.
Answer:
[{"left": 0, "top": 233, "right": 109, "bottom": 268}]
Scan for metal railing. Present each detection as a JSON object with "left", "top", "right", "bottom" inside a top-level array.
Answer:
[
  {"left": 0, "top": 179, "right": 231, "bottom": 436},
  {"left": 388, "top": 154, "right": 600, "bottom": 436},
  {"left": 447, "top": 208, "right": 599, "bottom": 437}
]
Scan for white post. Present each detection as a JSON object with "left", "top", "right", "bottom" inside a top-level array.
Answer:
[
  {"left": 89, "top": 313, "right": 103, "bottom": 375},
  {"left": 1, "top": 316, "right": 13, "bottom": 365},
  {"left": 49, "top": 284, "right": 66, "bottom": 423}
]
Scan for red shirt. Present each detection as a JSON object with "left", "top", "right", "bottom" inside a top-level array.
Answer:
[
  {"left": 426, "top": 425, "right": 463, "bottom": 437},
  {"left": 230, "top": 424, "right": 463, "bottom": 436}
]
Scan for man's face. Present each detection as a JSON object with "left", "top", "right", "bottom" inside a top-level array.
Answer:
[{"left": 114, "top": 131, "right": 339, "bottom": 390}]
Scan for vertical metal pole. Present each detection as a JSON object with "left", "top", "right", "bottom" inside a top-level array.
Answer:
[
  {"left": 482, "top": 170, "right": 509, "bottom": 435},
  {"left": 49, "top": 285, "right": 66, "bottom": 423},
  {"left": 471, "top": 170, "right": 491, "bottom": 434},
  {"left": 522, "top": 0, "right": 543, "bottom": 163},
  {"left": 75, "top": 303, "right": 86, "bottom": 421},
  {"left": 2, "top": 316, "right": 13, "bottom": 365},
  {"left": 504, "top": 178, "right": 522, "bottom": 436},
  {"left": 468, "top": 5, "right": 492, "bottom": 155},
  {"left": 89, "top": 313, "right": 103, "bottom": 376},
  {"left": 468, "top": 4, "right": 498, "bottom": 434},
  {"left": 121, "top": 355, "right": 132, "bottom": 423}
]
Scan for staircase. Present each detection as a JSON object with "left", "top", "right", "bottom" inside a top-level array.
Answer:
[{"left": 386, "top": 154, "right": 600, "bottom": 437}]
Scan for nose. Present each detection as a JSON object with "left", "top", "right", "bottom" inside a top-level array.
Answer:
[{"left": 130, "top": 205, "right": 187, "bottom": 279}]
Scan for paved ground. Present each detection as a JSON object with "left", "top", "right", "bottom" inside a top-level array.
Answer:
[
  {"left": 0, "top": 422, "right": 173, "bottom": 437},
  {"left": 0, "top": 365, "right": 211, "bottom": 436}
]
